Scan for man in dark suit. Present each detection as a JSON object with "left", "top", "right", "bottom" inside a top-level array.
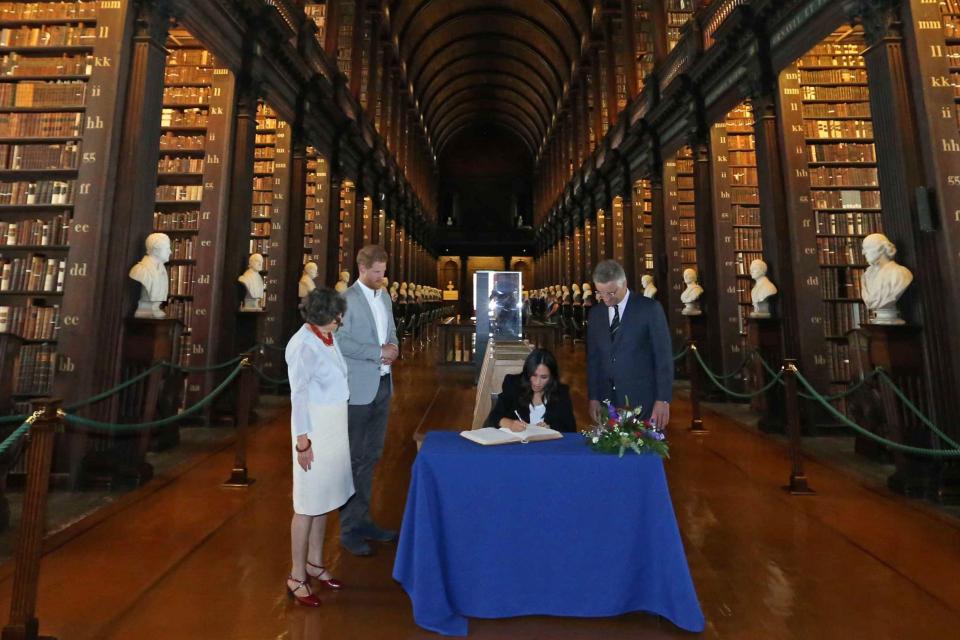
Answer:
[{"left": 587, "top": 260, "right": 673, "bottom": 427}]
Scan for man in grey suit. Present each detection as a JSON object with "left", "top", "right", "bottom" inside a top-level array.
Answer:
[
  {"left": 337, "top": 244, "right": 400, "bottom": 556},
  {"left": 587, "top": 260, "right": 673, "bottom": 428}
]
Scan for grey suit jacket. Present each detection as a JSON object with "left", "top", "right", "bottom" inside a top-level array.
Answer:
[{"left": 338, "top": 282, "right": 399, "bottom": 405}]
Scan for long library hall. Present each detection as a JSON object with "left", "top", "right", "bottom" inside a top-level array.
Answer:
[{"left": 0, "top": 1, "right": 960, "bottom": 639}]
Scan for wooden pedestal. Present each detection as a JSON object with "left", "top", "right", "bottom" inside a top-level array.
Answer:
[
  {"left": 859, "top": 324, "right": 932, "bottom": 498},
  {"left": 686, "top": 314, "right": 722, "bottom": 401},
  {"left": 0, "top": 333, "right": 26, "bottom": 531},
  {"left": 81, "top": 318, "right": 182, "bottom": 488},
  {"left": 747, "top": 317, "right": 786, "bottom": 433}
]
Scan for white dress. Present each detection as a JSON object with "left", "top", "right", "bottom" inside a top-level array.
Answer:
[{"left": 286, "top": 324, "right": 355, "bottom": 516}]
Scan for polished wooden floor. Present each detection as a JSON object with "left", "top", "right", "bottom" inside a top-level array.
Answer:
[{"left": 1, "top": 339, "right": 959, "bottom": 639}]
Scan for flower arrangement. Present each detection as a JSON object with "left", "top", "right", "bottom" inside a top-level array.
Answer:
[{"left": 583, "top": 400, "right": 670, "bottom": 458}]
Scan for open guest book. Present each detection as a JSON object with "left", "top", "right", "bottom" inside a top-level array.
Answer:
[{"left": 459, "top": 425, "right": 563, "bottom": 446}]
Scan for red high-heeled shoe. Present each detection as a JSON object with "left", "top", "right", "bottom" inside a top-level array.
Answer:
[
  {"left": 307, "top": 561, "right": 344, "bottom": 590},
  {"left": 286, "top": 575, "right": 322, "bottom": 607}
]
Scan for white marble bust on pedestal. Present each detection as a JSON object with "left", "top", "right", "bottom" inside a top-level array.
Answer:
[
  {"left": 749, "top": 259, "right": 778, "bottom": 318},
  {"left": 238, "top": 253, "right": 265, "bottom": 311},
  {"left": 298, "top": 261, "right": 318, "bottom": 298},
  {"left": 861, "top": 233, "right": 913, "bottom": 325},
  {"left": 641, "top": 274, "right": 657, "bottom": 299},
  {"left": 129, "top": 232, "right": 172, "bottom": 319},
  {"left": 680, "top": 268, "right": 703, "bottom": 316}
]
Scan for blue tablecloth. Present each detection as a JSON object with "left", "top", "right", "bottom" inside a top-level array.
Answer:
[{"left": 392, "top": 432, "right": 705, "bottom": 636}]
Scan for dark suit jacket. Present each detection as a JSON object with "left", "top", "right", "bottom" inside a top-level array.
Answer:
[
  {"left": 587, "top": 290, "right": 673, "bottom": 419},
  {"left": 485, "top": 373, "right": 576, "bottom": 432}
]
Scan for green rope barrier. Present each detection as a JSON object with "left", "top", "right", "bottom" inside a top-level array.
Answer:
[
  {"left": 692, "top": 347, "right": 785, "bottom": 399},
  {"left": 253, "top": 366, "right": 289, "bottom": 386},
  {"left": 0, "top": 413, "right": 27, "bottom": 426},
  {"left": 65, "top": 361, "right": 169, "bottom": 410},
  {"left": 793, "top": 370, "right": 960, "bottom": 458},
  {"left": 673, "top": 345, "right": 690, "bottom": 361},
  {"left": 751, "top": 351, "right": 878, "bottom": 402},
  {"left": 0, "top": 418, "right": 32, "bottom": 458},
  {"left": 61, "top": 361, "right": 245, "bottom": 432},
  {"left": 259, "top": 342, "right": 285, "bottom": 352},
  {"left": 166, "top": 354, "right": 246, "bottom": 373},
  {"left": 876, "top": 369, "right": 960, "bottom": 451}
]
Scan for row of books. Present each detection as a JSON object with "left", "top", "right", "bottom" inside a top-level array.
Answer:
[
  {"left": 169, "top": 237, "right": 193, "bottom": 260},
  {"left": 735, "top": 251, "right": 765, "bottom": 276},
  {"left": 802, "top": 102, "right": 872, "bottom": 119},
  {"left": 163, "top": 66, "right": 213, "bottom": 86},
  {"left": 807, "top": 142, "right": 876, "bottom": 163},
  {"left": 826, "top": 342, "right": 853, "bottom": 384},
  {"left": 250, "top": 204, "right": 272, "bottom": 219},
  {"left": 811, "top": 188, "right": 881, "bottom": 210},
  {"left": 158, "top": 155, "right": 203, "bottom": 174},
  {"left": 167, "top": 264, "right": 194, "bottom": 297},
  {"left": 728, "top": 149, "right": 756, "bottom": 164},
  {"left": 0, "top": 2, "right": 97, "bottom": 22},
  {"left": 167, "top": 48, "right": 217, "bottom": 68},
  {"left": 809, "top": 166, "right": 878, "bottom": 187},
  {"left": 734, "top": 227, "right": 763, "bottom": 250},
  {"left": 804, "top": 119, "right": 873, "bottom": 139},
  {"left": 160, "top": 107, "right": 207, "bottom": 128},
  {"left": 252, "top": 190, "right": 273, "bottom": 205},
  {"left": 816, "top": 211, "right": 883, "bottom": 236},
  {"left": 155, "top": 184, "right": 203, "bottom": 202},
  {"left": 0, "top": 214, "right": 68, "bottom": 245},
  {"left": 254, "top": 146, "right": 275, "bottom": 159},
  {"left": 799, "top": 69, "right": 868, "bottom": 85},
  {"left": 153, "top": 210, "right": 200, "bottom": 231},
  {"left": 797, "top": 54, "right": 865, "bottom": 69},
  {"left": 0, "top": 52, "right": 92, "bottom": 77},
  {"left": 823, "top": 301, "right": 865, "bottom": 339},
  {"left": 820, "top": 266, "right": 865, "bottom": 299},
  {"left": 163, "top": 86, "right": 213, "bottom": 106},
  {"left": 158, "top": 132, "right": 204, "bottom": 152},
  {"left": 0, "top": 141, "right": 77, "bottom": 170},
  {"left": 0, "top": 254, "right": 64, "bottom": 292},
  {"left": 817, "top": 237, "right": 866, "bottom": 265},
  {"left": 249, "top": 238, "right": 270, "bottom": 255},
  {"left": 254, "top": 160, "right": 274, "bottom": 174},
  {"left": 255, "top": 133, "right": 276, "bottom": 145},
  {"left": 0, "top": 178, "right": 74, "bottom": 204},
  {"left": 0, "top": 80, "right": 85, "bottom": 107},
  {"left": 679, "top": 233, "right": 696, "bottom": 248},
  {"left": 729, "top": 167, "right": 758, "bottom": 187},
  {"left": 679, "top": 218, "right": 695, "bottom": 233},
  {"left": 680, "top": 248, "right": 697, "bottom": 265},
  {"left": 801, "top": 85, "right": 870, "bottom": 102},
  {"left": 11, "top": 342, "right": 54, "bottom": 395},
  {"left": 942, "top": 13, "right": 960, "bottom": 39},
  {"left": 164, "top": 298, "right": 192, "bottom": 325},
  {"left": 0, "top": 110, "right": 81, "bottom": 137},
  {"left": 730, "top": 189, "right": 760, "bottom": 206},
  {"left": 0, "top": 26, "right": 96, "bottom": 48},
  {"left": 805, "top": 42, "right": 867, "bottom": 57},
  {"left": 251, "top": 176, "right": 274, "bottom": 191},
  {"left": 676, "top": 176, "right": 694, "bottom": 190},
  {"left": 0, "top": 302, "right": 58, "bottom": 339},
  {"left": 251, "top": 221, "right": 271, "bottom": 236}
]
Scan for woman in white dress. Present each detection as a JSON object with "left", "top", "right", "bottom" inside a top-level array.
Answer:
[{"left": 285, "top": 288, "right": 354, "bottom": 607}]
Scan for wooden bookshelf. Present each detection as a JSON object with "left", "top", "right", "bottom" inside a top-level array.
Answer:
[
  {"left": 595, "top": 208, "right": 607, "bottom": 262},
  {"left": 360, "top": 194, "right": 373, "bottom": 247},
  {"left": 665, "top": 0, "right": 693, "bottom": 53},
  {"left": 252, "top": 102, "right": 292, "bottom": 372},
  {"left": 585, "top": 68, "right": 596, "bottom": 148},
  {"left": 633, "top": 179, "right": 654, "bottom": 277},
  {"left": 357, "top": 7, "right": 371, "bottom": 109},
  {"left": 335, "top": 0, "right": 354, "bottom": 78},
  {"left": 662, "top": 147, "right": 696, "bottom": 351},
  {"left": 0, "top": 1, "right": 119, "bottom": 415},
  {"left": 776, "top": 27, "right": 883, "bottom": 410},
  {"left": 304, "top": 1, "right": 327, "bottom": 46},
  {"left": 303, "top": 146, "right": 328, "bottom": 264},
  {"left": 631, "top": 1, "right": 656, "bottom": 91},
  {"left": 611, "top": 195, "right": 625, "bottom": 265},
  {"left": 338, "top": 179, "right": 355, "bottom": 276},
  {"left": 152, "top": 30, "right": 235, "bottom": 405}
]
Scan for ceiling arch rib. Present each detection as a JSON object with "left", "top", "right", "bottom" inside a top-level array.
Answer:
[
  {"left": 420, "top": 66, "right": 555, "bottom": 127},
  {"left": 425, "top": 81, "right": 550, "bottom": 135},
  {"left": 433, "top": 99, "right": 542, "bottom": 148}
]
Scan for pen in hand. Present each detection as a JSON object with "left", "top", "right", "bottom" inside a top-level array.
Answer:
[{"left": 512, "top": 410, "right": 527, "bottom": 433}]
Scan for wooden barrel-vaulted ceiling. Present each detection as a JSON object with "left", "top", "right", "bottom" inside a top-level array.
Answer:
[{"left": 389, "top": 0, "right": 592, "bottom": 157}]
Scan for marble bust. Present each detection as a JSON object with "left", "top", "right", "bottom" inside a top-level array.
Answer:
[
  {"left": 129, "top": 232, "right": 172, "bottom": 319},
  {"left": 749, "top": 259, "right": 778, "bottom": 318},
  {"left": 238, "top": 253, "right": 265, "bottom": 311},
  {"left": 641, "top": 274, "right": 657, "bottom": 299},
  {"left": 447, "top": 280, "right": 455, "bottom": 291},
  {"left": 298, "top": 261, "right": 318, "bottom": 298},
  {"left": 861, "top": 233, "right": 913, "bottom": 325},
  {"left": 680, "top": 268, "right": 703, "bottom": 316}
]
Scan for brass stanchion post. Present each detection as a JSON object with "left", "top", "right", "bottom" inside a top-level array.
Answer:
[
  {"left": 783, "top": 360, "right": 814, "bottom": 495},
  {"left": 224, "top": 358, "right": 256, "bottom": 487},
  {"left": 688, "top": 342, "right": 707, "bottom": 434},
  {"left": 2, "top": 399, "right": 61, "bottom": 640}
]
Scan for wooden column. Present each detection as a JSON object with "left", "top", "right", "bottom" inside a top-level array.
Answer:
[
  {"left": 619, "top": 167, "right": 638, "bottom": 288},
  {"left": 691, "top": 138, "right": 725, "bottom": 375},
  {"left": 323, "top": 0, "right": 340, "bottom": 58},
  {"left": 603, "top": 16, "right": 620, "bottom": 123},
  {"left": 325, "top": 169, "right": 343, "bottom": 288},
  {"left": 282, "top": 113, "right": 309, "bottom": 341},
  {"left": 650, "top": 172, "right": 670, "bottom": 317},
  {"left": 620, "top": 0, "right": 639, "bottom": 100},
  {"left": 349, "top": 0, "right": 365, "bottom": 98},
  {"left": 650, "top": 0, "right": 670, "bottom": 65}
]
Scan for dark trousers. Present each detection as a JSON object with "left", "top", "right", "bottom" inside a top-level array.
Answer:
[{"left": 340, "top": 374, "right": 392, "bottom": 539}]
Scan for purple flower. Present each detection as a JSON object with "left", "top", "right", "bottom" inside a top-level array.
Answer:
[
  {"left": 647, "top": 430, "right": 665, "bottom": 441},
  {"left": 607, "top": 404, "right": 620, "bottom": 421}
]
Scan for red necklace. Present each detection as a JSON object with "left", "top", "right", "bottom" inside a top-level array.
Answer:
[{"left": 308, "top": 323, "right": 334, "bottom": 346}]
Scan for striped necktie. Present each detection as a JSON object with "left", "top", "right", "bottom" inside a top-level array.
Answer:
[{"left": 610, "top": 303, "right": 620, "bottom": 339}]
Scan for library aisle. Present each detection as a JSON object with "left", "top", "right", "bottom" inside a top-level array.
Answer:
[{"left": 0, "top": 343, "right": 957, "bottom": 640}]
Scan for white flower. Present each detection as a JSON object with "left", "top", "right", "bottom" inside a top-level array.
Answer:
[{"left": 592, "top": 437, "right": 599, "bottom": 443}]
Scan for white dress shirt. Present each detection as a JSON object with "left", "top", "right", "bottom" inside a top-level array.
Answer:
[
  {"left": 608, "top": 289, "right": 630, "bottom": 326},
  {"left": 358, "top": 279, "right": 391, "bottom": 375},
  {"left": 529, "top": 402, "right": 547, "bottom": 426}
]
